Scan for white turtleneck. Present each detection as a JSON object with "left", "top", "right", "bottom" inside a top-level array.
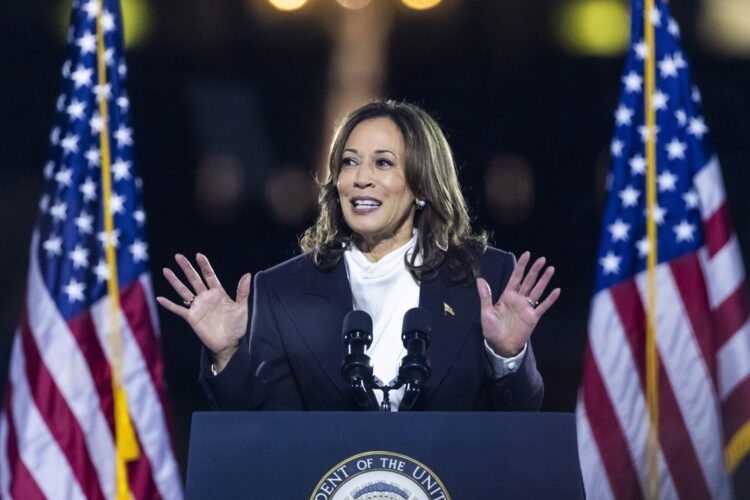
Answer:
[{"left": 343, "top": 233, "right": 526, "bottom": 411}]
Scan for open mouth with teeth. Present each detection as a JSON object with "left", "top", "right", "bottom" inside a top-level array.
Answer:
[{"left": 351, "top": 198, "right": 382, "bottom": 214}]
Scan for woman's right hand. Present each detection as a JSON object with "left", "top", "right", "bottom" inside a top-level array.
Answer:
[{"left": 156, "top": 253, "right": 252, "bottom": 372}]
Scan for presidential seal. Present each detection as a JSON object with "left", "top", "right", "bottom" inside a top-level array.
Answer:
[{"left": 311, "top": 451, "right": 450, "bottom": 500}]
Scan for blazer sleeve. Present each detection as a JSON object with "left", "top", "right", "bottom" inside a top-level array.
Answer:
[
  {"left": 484, "top": 250, "right": 545, "bottom": 411},
  {"left": 198, "top": 270, "right": 305, "bottom": 410}
]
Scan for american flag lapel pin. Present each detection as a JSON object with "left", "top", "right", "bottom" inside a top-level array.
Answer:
[{"left": 443, "top": 302, "right": 455, "bottom": 316}]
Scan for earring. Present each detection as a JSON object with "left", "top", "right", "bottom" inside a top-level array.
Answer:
[{"left": 415, "top": 199, "right": 426, "bottom": 209}]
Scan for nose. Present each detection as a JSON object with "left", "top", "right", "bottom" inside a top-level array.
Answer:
[{"left": 353, "top": 164, "right": 373, "bottom": 188}]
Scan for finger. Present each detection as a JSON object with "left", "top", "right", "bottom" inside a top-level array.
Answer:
[
  {"left": 163, "top": 267, "right": 196, "bottom": 303},
  {"left": 236, "top": 273, "right": 252, "bottom": 304},
  {"left": 156, "top": 296, "right": 189, "bottom": 320},
  {"left": 528, "top": 266, "right": 555, "bottom": 301},
  {"left": 518, "top": 256, "right": 546, "bottom": 296},
  {"left": 175, "top": 254, "right": 207, "bottom": 294},
  {"left": 476, "top": 278, "right": 494, "bottom": 312},
  {"left": 534, "top": 288, "right": 561, "bottom": 317},
  {"left": 505, "top": 251, "right": 530, "bottom": 293},
  {"left": 196, "top": 253, "right": 224, "bottom": 291}
]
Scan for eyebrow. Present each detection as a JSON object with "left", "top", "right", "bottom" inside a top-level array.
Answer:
[{"left": 342, "top": 148, "right": 397, "bottom": 157}]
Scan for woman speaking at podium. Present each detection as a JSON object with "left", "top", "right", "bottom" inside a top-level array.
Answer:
[{"left": 157, "top": 100, "right": 559, "bottom": 411}]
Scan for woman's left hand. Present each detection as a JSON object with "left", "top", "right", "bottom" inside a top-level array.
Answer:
[{"left": 476, "top": 251, "right": 561, "bottom": 358}]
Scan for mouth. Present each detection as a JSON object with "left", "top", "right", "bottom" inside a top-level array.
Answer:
[{"left": 350, "top": 197, "right": 382, "bottom": 214}]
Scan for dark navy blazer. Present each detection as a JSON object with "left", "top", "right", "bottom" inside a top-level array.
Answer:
[{"left": 200, "top": 247, "right": 544, "bottom": 411}]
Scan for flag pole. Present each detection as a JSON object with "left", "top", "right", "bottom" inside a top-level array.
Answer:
[
  {"left": 643, "top": 0, "right": 659, "bottom": 498},
  {"left": 95, "top": 1, "right": 140, "bottom": 498}
]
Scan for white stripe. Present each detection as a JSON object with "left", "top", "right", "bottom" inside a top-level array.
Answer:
[
  {"left": 699, "top": 237, "right": 746, "bottom": 309},
  {"left": 90, "top": 292, "right": 183, "bottom": 499},
  {"left": 576, "top": 393, "right": 614, "bottom": 500},
  {"left": 0, "top": 405, "right": 11, "bottom": 498},
  {"left": 26, "top": 231, "right": 116, "bottom": 498},
  {"left": 718, "top": 319, "right": 750, "bottom": 400},
  {"left": 635, "top": 267, "right": 731, "bottom": 499},
  {"left": 695, "top": 156, "right": 725, "bottom": 220},
  {"left": 139, "top": 274, "right": 163, "bottom": 339},
  {"left": 8, "top": 335, "right": 87, "bottom": 500},
  {"left": 588, "top": 290, "right": 679, "bottom": 499}
]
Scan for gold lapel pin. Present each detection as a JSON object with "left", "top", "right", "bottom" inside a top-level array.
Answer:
[{"left": 443, "top": 302, "right": 455, "bottom": 316}]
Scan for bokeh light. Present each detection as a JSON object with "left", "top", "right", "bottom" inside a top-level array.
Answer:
[
  {"left": 337, "top": 0, "right": 373, "bottom": 10},
  {"left": 401, "top": 0, "right": 442, "bottom": 11},
  {"left": 557, "top": 0, "right": 629, "bottom": 56},
  {"left": 268, "top": 0, "right": 309, "bottom": 12},
  {"left": 699, "top": 0, "right": 750, "bottom": 56},
  {"left": 484, "top": 154, "right": 535, "bottom": 225}
]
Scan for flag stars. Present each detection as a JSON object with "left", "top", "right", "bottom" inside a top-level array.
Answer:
[
  {"left": 56, "top": 94, "right": 66, "bottom": 112},
  {"left": 90, "top": 112, "right": 103, "bottom": 134},
  {"left": 43, "top": 235, "right": 63, "bottom": 257},
  {"left": 629, "top": 155, "right": 647, "bottom": 175},
  {"left": 61, "top": 60, "right": 71, "bottom": 79},
  {"left": 117, "top": 96, "right": 130, "bottom": 111},
  {"left": 673, "top": 51, "right": 686, "bottom": 70},
  {"left": 650, "top": 6, "right": 662, "bottom": 26},
  {"left": 82, "top": 0, "right": 99, "bottom": 19},
  {"left": 688, "top": 117, "right": 708, "bottom": 138},
  {"left": 675, "top": 109, "right": 687, "bottom": 127},
  {"left": 110, "top": 193, "right": 126, "bottom": 214},
  {"left": 665, "top": 138, "right": 687, "bottom": 160},
  {"left": 608, "top": 219, "right": 630, "bottom": 242},
  {"left": 668, "top": 18, "right": 680, "bottom": 37},
  {"left": 77, "top": 31, "right": 96, "bottom": 54},
  {"left": 94, "top": 260, "right": 110, "bottom": 283},
  {"left": 114, "top": 126, "right": 133, "bottom": 147},
  {"left": 658, "top": 55, "right": 678, "bottom": 78},
  {"left": 97, "top": 229, "right": 121, "bottom": 249},
  {"left": 50, "top": 127, "right": 61, "bottom": 145},
  {"left": 683, "top": 190, "right": 700, "bottom": 209},
  {"left": 69, "top": 244, "right": 90, "bottom": 269},
  {"left": 50, "top": 201, "right": 68, "bottom": 222},
  {"left": 85, "top": 147, "right": 101, "bottom": 168},
  {"left": 657, "top": 170, "right": 678, "bottom": 192},
  {"left": 622, "top": 71, "right": 643, "bottom": 93},
  {"left": 645, "top": 204, "right": 667, "bottom": 225},
  {"left": 70, "top": 65, "right": 93, "bottom": 88},
  {"left": 61, "top": 133, "right": 80, "bottom": 155},
  {"left": 673, "top": 220, "right": 696, "bottom": 242},
  {"left": 652, "top": 90, "right": 669, "bottom": 111},
  {"left": 44, "top": 161, "right": 55, "bottom": 180},
  {"left": 600, "top": 252, "right": 622, "bottom": 275},
  {"left": 134, "top": 209, "right": 146, "bottom": 225},
  {"left": 63, "top": 279, "right": 86, "bottom": 303},
  {"left": 634, "top": 40, "right": 648, "bottom": 60},
  {"left": 66, "top": 99, "right": 86, "bottom": 121},
  {"left": 615, "top": 105, "right": 634, "bottom": 126},
  {"left": 636, "top": 237, "right": 651, "bottom": 258},
  {"left": 55, "top": 167, "right": 73, "bottom": 188},
  {"left": 93, "top": 83, "right": 112, "bottom": 103},
  {"left": 112, "top": 158, "right": 131, "bottom": 181},
  {"left": 79, "top": 177, "right": 98, "bottom": 202},
  {"left": 39, "top": 194, "right": 50, "bottom": 212},
  {"left": 619, "top": 185, "right": 641, "bottom": 208},
  {"left": 692, "top": 85, "right": 702, "bottom": 103},
  {"left": 101, "top": 10, "right": 115, "bottom": 32},
  {"left": 74, "top": 210, "right": 94, "bottom": 234},
  {"left": 129, "top": 239, "right": 148, "bottom": 262},
  {"left": 611, "top": 139, "right": 624, "bottom": 157}
]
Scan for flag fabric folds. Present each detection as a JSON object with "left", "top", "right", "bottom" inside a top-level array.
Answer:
[
  {"left": 0, "top": 0, "right": 182, "bottom": 498},
  {"left": 576, "top": 1, "right": 750, "bottom": 499}
]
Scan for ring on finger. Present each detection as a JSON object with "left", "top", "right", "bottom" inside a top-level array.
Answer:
[
  {"left": 526, "top": 296, "right": 539, "bottom": 308},
  {"left": 183, "top": 295, "right": 195, "bottom": 307}
]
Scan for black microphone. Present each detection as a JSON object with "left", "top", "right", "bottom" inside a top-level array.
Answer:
[
  {"left": 341, "top": 310, "right": 378, "bottom": 410},
  {"left": 398, "top": 307, "right": 432, "bottom": 411}
]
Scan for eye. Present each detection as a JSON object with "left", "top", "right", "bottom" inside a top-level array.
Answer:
[
  {"left": 341, "top": 157, "right": 358, "bottom": 167},
  {"left": 375, "top": 158, "right": 394, "bottom": 168}
]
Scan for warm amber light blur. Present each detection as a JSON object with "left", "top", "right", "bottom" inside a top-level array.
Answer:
[
  {"left": 268, "top": 0, "right": 308, "bottom": 12},
  {"left": 337, "top": 0, "right": 373, "bottom": 9},
  {"left": 557, "top": 0, "right": 629, "bottom": 56},
  {"left": 401, "top": 0, "right": 442, "bottom": 11}
]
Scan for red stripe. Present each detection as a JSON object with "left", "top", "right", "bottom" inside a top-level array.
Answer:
[
  {"left": 581, "top": 342, "right": 644, "bottom": 500},
  {"left": 4, "top": 384, "right": 46, "bottom": 500},
  {"left": 120, "top": 280, "right": 174, "bottom": 434},
  {"left": 20, "top": 306, "right": 106, "bottom": 500},
  {"left": 721, "top": 375, "right": 750, "bottom": 444},
  {"left": 703, "top": 204, "right": 732, "bottom": 259},
  {"left": 713, "top": 284, "right": 750, "bottom": 349},
  {"left": 67, "top": 310, "right": 115, "bottom": 433},
  {"left": 610, "top": 280, "right": 712, "bottom": 499},
  {"left": 128, "top": 433, "right": 163, "bottom": 500},
  {"left": 668, "top": 254, "right": 717, "bottom": 386}
]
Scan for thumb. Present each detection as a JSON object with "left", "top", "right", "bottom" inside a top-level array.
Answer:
[
  {"left": 476, "top": 278, "right": 494, "bottom": 312},
  {"left": 236, "top": 273, "right": 252, "bottom": 304}
]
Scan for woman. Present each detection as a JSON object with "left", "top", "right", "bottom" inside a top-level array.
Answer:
[{"left": 157, "top": 100, "right": 559, "bottom": 411}]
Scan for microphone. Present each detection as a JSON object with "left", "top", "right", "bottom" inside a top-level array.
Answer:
[
  {"left": 341, "top": 310, "right": 378, "bottom": 410},
  {"left": 398, "top": 307, "right": 432, "bottom": 411}
]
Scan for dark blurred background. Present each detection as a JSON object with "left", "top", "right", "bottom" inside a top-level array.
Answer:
[{"left": 2, "top": 0, "right": 749, "bottom": 482}]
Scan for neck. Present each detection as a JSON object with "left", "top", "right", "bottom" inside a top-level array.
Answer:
[{"left": 356, "top": 227, "right": 414, "bottom": 263}]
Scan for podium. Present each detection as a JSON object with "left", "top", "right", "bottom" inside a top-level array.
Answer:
[{"left": 185, "top": 411, "right": 584, "bottom": 499}]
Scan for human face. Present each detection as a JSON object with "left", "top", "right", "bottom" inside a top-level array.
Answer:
[{"left": 337, "top": 117, "right": 416, "bottom": 256}]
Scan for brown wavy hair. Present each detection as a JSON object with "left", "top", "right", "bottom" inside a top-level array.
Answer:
[{"left": 300, "top": 99, "right": 487, "bottom": 283}]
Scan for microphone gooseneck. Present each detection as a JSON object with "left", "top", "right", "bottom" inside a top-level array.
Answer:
[
  {"left": 341, "top": 310, "right": 378, "bottom": 410},
  {"left": 398, "top": 307, "right": 432, "bottom": 411}
]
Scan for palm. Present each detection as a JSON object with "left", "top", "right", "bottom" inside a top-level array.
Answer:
[{"left": 477, "top": 252, "right": 560, "bottom": 357}]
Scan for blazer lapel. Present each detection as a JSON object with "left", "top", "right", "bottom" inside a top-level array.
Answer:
[
  {"left": 280, "top": 259, "right": 353, "bottom": 400},
  {"left": 418, "top": 270, "right": 480, "bottom": 407}
]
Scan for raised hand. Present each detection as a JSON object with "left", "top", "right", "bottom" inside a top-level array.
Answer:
[
  {"left": 156, "top": 253, "right": 251, "bottom": 371},
  {"left": 476, "top": 251, "right": 560, "bottom": 358}
]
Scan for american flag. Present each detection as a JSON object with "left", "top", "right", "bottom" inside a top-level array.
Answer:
[
  {"left": 576, "top": 1, "right": 750, "bottom": 499},
  {"left": 0, "top": 1, "right": 182, "bottom": 498}
]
